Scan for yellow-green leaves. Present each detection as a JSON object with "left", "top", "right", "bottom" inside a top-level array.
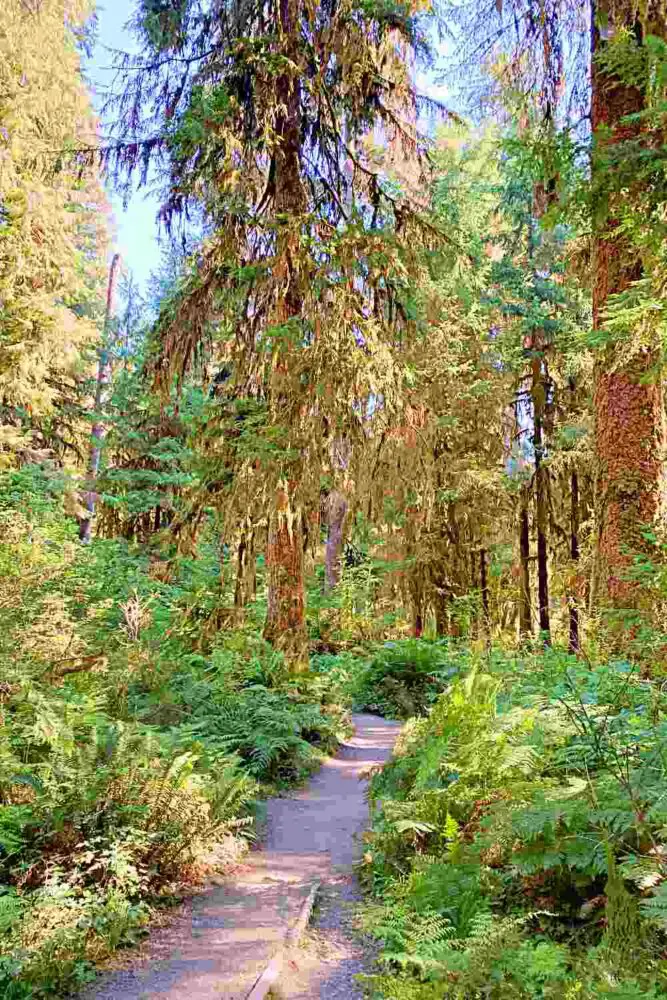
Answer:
[{"left": 0, "top": 0, "right": 110, "bottom": 431}]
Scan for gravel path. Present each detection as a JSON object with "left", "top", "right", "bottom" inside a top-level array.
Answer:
[
  {"left": 279, "top": 873, "right": 375, "bottom": 999},
  {"left": 81, "top": 713, "right": 400, "bottom": 1000}
]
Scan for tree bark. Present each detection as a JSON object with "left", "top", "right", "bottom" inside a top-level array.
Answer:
[
  {"left": 234, "top": 521, "right": 256, "bottom": 611},
  {"left": 324, "top": 489, "right": 348, "bottom": 592},
  {"left": 519, "top": 485, "right": 532, "bottom": 641},
  {"left": 532, "top": 358, "right": 551, "bottom": 642},
  {"left": 80, "top": 253, "right": 120, "bottom": 544},
  {"left": 412, "top": 610, "right": 423, "bottom": 638},
  {"left": 592, "top": 1, "right": 666, "bottom": 605},
  {"left": 261, "top": 0, "right": 309, "bottom": 668},
  {"left": 568, "top": 468, "right": 581, "bottom": 653},
  {"left": 480, "top": 547, "right": 490, "bottom": 638},
  {"left": 263, "top": 486, "right": 308, "bottom": 668}
]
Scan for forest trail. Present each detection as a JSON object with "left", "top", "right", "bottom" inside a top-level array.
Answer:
[{"left": 84, "top": 714, "right": 400, "bottom": 1000}]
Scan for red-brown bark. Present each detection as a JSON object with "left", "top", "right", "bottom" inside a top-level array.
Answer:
[
  {"left": 264, "top": 486, "right": 308, "bottom": 668},
  {"left": 261, "top": 0, "right": 309, "bottom": 668},
  {"left": 592, "top": 1, "right": 666, "bottom": 605}
]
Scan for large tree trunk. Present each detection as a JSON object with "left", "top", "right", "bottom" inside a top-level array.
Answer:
[
  {"left": 262, "top": 0, "right": 309, "bottom": 668},
  {"left": 592, "top": 2, "right": 666, "bottom": 605},
  {"left": 263, "top": 486, "right": 308, "bottom": 668},
  {"left": 79, "top": 253, "right": 120, "bottom": 544}
]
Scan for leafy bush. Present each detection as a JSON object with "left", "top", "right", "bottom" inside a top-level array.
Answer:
[
  {"left": 0, "top": 470, "right": 267, "bottom": 994},
  {"left": 174, "top": 685, "right": 342, "bottom": 784}
]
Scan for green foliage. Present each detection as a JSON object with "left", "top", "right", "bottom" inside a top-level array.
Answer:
[
  {"left": 360, "top": 649, "right": 667, "bottom": 998},
  {"left": 0, "top": 466, "right": 349, "bottom": 994},
  {"left": 0, "top": 0, "right": 110, "bottom": 460},
  {"left": 174, "top": 684, "right": 342, "bottom": 784},
  {"left": 352, "top": 639, "right": 459, "bottom": 718},
  {"left": 5, "top": 4, "right": 667, "bottom": 998}
]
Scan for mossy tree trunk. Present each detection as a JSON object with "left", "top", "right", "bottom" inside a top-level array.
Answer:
[
  {"left": 264, "top": 486, "right": 308, "bottom": 669},
  {"left": 234, "top": 521, "right": 256, "bottom": 612},
  {"left": 324, "top": 490, "right": 348, "bottom": 593},
  {"left": 592, "top": 1, "right": 666, "bottom": 605},
  {"left": 262, "top": 0, "right": 309, "bottom": 669},
  {"left": 480, "top": 547, "right": 490, "bottom": 640}
]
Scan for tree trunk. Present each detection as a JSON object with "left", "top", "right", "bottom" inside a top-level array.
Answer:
[
  {"left": 324, "top": 489, "right": 348, "bottom": 592},
  {"left": 519, "top": 485, "right": 532, "bottom": 641},
  {"left": 592, "top": 1, "right": 666, "bottom": 605},
  {"left": 262, "top": 0, "right": 309, "bottom": 668},
  {"left": 434, "top": 587, "right": 450, "bottom": 638},
  {"left": 263, "top": 486, "right": 308, "bottom": 669},
  {"left": 80, "top": 253, "right": 120, "bottom": 544},
  {"left": 532, "top": 358, "right": 551, "bottom": 642},
  {"left": 413, "top": 612, "right": 424, "bottom": 639},
  {"left": 234, "top": 522, "right": 256, "bottom": 611},
  {"left": 568, "top": 468, "right": 581, "bottom": 653}
]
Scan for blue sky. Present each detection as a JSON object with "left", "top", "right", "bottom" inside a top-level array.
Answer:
[{"left": 87, "top": 1, "right": 163, "bottom": 290}]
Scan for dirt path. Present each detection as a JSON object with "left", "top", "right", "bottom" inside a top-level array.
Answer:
[{"left": 83, "top": 714, "right": 400, "bottom": 999}]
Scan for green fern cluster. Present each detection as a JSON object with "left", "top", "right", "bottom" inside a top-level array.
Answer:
[
  {"left": 359, "top": 652, "right": 667, "bottom": 999},
  {"left": 0, "top": 678, "right": 257, "bottom": 996},
  {"left": 170, "top": 681, "right": 342, "bottom": 784},
  {"left": 352, "top": 639, "right": 460, "bottom": 718}
]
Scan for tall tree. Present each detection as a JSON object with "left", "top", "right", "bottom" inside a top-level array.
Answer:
[
  {"left": 80, "top": 254, "right": 121, "bottom": 543},
  {"left": 108, "top": 0, "right": 438, "bottom": 667}
]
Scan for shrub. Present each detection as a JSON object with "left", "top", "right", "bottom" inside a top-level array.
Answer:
[
  {"left": 352, "top": 639, "right": 459, "bottom": 718},
  {"left": 174, "top": 685, "right": 343, "bottom": 784},
  {"left": 0, "top": 467, "right": 353, "bottom": 995}
]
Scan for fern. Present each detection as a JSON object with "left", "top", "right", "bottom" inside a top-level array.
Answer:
[
  {"left": 178, "top": 687, "right": 332, "bottom": 782},
  {"left": 639, "top": 880, "right": 667, "bottom": 925}
]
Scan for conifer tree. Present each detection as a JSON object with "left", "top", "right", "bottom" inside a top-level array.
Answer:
[
  {"left": 107, "top": 0, "right": 439, "bottom": 666},
  {"left": 80, "top": 254, "right": 121, "bottom": 543},
  {"left": 443, "top": 0, "right": 667, "bottom": 619}
]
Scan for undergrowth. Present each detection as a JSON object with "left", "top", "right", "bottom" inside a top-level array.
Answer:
[
  {"left": 358, "top": 648, "right": 667, "bottom": 998},
  {"left": 10, "top": 464, "right": 667, "bottom": 999},
  {"left": 0, "top": 466, "right": 352, "bottom": 995}
]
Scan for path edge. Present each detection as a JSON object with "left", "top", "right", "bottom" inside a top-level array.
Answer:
[{"left": 245, "top": 879, "right": 321, "bottom": 1000}]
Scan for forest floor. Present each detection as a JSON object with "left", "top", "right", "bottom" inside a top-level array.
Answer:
[{"left": 82, "top": 714, "right": 400, "bottom": 1000}]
